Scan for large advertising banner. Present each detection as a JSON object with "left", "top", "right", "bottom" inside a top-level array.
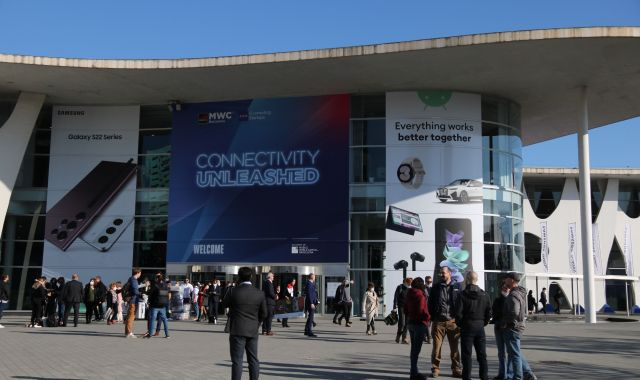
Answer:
[
  {"left": 385, "top": 91, "right": 483, "bottom": 308},
  {"left": 168, "top": 95, "right": 349, "bottom": 263},
  {"left": 43, "top": 106, "right": 140, "bottom": 284}
]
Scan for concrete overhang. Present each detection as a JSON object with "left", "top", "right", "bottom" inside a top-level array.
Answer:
[{"left": 0, "top": 26, "right": 639, "bottom": 146}]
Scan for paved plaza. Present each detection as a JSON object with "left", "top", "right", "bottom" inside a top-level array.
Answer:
[{"left": 0, "top": 313, "right": 638, "bottom": 379}]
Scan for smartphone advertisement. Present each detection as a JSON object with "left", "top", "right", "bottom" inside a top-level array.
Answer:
[
  {"left": 42, "top": 106, "right": 140, "bottom": 284},
  {"left": 384, "top": 91, "right": 484, "bottom": 308},
  {"left": 168, "top": 95, "right": 349, "bottom": 263}
]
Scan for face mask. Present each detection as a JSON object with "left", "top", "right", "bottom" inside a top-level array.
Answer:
[
  {"left": 501, "top": 290, "right": 509, "bottom": 297},
  {"left": 90, "top": 282, "right": 94, "bottom": 286}
]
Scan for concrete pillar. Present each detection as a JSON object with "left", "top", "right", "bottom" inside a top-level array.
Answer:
[{"left": 577, "top": 86, "right": 597, "bottom": 323}]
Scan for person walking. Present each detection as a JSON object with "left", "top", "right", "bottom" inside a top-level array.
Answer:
[
  {"left": 262, "top": 272, "right": 276, "bottom": 336},
  {"left": 393, "top": 277, "right": 412, "bottom": 344},
  {"left": 428, "top": 266, "right": 462, "bottom": 378},
  {"left": 125, "top": 268, "right": 142, "bottom": 338},
  {"left": 209, "top": 280, "right": 221, "bottom": 324},
  {"left": 83, "top": 278, "right": 97, "bottom": 324},
  {"left": 538, "top": 288, "right": 547, "bottom": 314},
  {"left": 0, "top": 274, "right": 10, "bottom": 328},
  {"left": 405, "top": 277, "right": 431, "bottom": 380},
  {"left": 336, "top": 278, "right": 353, "bottom": 327},
  {"left": 304, "top": 273, "right": 319, "bottom": 337},
  {"left": 29, "top": 278, "right": 47, "bottom": 328},
  {"left": 455, "top": 271, "right": 491, "bottom": 380},
  {"left": 223, "top": 267, "right": 267, "bottom": 380},
  {"left": 553, "top": 289, "right": 562, "bottom": 314},
  {"left": 62, "top": 273, "right": 83, "bottom": 327},
  {"left": 362, "top": 282, "right": 379, "bottom": 335},
  {"left": 143, "top": 273, "right": 171, "bottom": 338},
  {"left": 527, "top": 290, "right": 536, "bottom": 315},
  {"left": 281, "top": 278, "right": 297, "bottom": 328}
]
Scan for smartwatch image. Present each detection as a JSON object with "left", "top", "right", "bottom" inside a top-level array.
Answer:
[{"left": 397, "top": 157, "right": 425, "bottom": 189}]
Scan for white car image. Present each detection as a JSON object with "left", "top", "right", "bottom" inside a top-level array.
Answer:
[{"left": 436, "top": 179, "right": 483, "bottom": 203}]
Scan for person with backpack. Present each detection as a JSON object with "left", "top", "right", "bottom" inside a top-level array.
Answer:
[
  {"left": 124, "top": 268, "right": 142, "bottom": 338},
  {"left": 143, "top": 273, "right": 171, "bottom": 338},
  {"left": 393, "top": 277, "right": 412, "bottom": 344}
]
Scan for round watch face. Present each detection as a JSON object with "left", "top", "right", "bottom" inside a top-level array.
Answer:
[{"left": 397, "top": 163, "right": 414, "bottom": 183}]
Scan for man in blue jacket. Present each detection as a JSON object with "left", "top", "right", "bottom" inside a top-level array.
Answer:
[
  {"left": 304, "top": 273, "right": 319, "bottom": 337},
  {"left": 125, "top": 268, "right": 141, "bottom": 338}
]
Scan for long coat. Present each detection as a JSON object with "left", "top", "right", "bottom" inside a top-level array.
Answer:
[{"left": 362, "top": 289, "right": 379, "bottom": 323}]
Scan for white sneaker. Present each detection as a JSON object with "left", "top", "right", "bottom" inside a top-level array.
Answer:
[
  {"left": 0, "top": 324, "right": 5, "bottom": 328},
  {"left": 126, "top": 333, "right": 136, "bottom": 338},
  {"left": 214, "top": 319, "right": 217, "bottom": 325},
  {"left": 34, "top": 325, "right": 42, "bottom": 328}
]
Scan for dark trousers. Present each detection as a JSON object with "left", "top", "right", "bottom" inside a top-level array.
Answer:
[
  {"left": 397, "top": 308, "right": 408, "bottom": 338},
  {"left": 94, "top": 302, "right": 104, "bottom": 320},
  {"left": 460, "top": 322, "right": 488, "bottom": 380},
  {"left": 85, "top": 302, "right": 96, "bottom": 323},
  {"left": 305, "top": 308, "right": 315, "bottom": 334},
  {"left": 209, "top": 299, "right": 219, "bottom": 321},
  {"left": 31, "top": 302, "right": 43, "bottom": 326},
  {"left": 229, "top": 334, "right": 259, "bottom": 380},
  {"left": 262, "top": 304, "right": 274, "bottom": 333},
  {"left": 408, "top": 323, "right": 427, "bottom": 375},
  {"left": 341, "top": 302, "right": 352, "bottom": 323},
  {"left": 64, "top": 302, "right": 80, "bottom": 326}
]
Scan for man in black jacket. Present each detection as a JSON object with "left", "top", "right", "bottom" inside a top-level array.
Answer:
[
  {"left": 455, "top": 271, "right": 491, "bottom": 380},
  {"left": 93, "top": 276, "right": 108, "bottom": 321},
  {"left": 393, "top": 277, "right": 411, "bottom": 344},
  {"left": 62, "top": 273, "right": 83, "bottom": 327},
  {"left": 208, "top": 280, "right": 221, "bottom": 324},
  {"left": 427, "top": 266, "right": 462, "bottom": 378},
  {"left": 261, "top": 272, "right": 276, "bottom": 336},
  {"left": 223, "top": 267, "right": 267, "bottom": 380}
]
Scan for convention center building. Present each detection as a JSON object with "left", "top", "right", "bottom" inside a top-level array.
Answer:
[{"left": 1, "top": 27, "right": 639, "bottom": 317}]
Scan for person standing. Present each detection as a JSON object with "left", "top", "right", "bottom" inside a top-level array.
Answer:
[
  {"left": 125, "top": 268, "right": 142, "bottom": 338},
  {"left": 424, "top": 275, "right": 433, "bottom": 344},
  {"left": 223, "top": 267, "right": 267, "bottom": 380},
  {"left": 262, "top": 272, "right": 276, "bottom": 336},
  {"left": 553, "top": 289, "right": 562, "bottom": 314},
  {"left": 30, "top": 278, "right": 47, "bottom": 328},
  {"left": 62, "top": 273, "right": 83, "bottom": 327},
  {"left": 0, "top": 274, "right": 10, "bottom": 328},
  {"left": 94, "top": 276, "right": 107, "bottom": 321},
  {"left": 501, "top": 273, "right": 533, "bottom": 380},
  {"left": 281, "top": 278, "right": 297, "bottom": 328},
  {"left": 362, "top": 282, "right": 379, "bottom": 335},
  {"left": 192, "top": 282, "right": 200, "bottom": 320},
  {"left": 304, "top": 273, "right": 319, "bottom": 337},
  {"left": 55, "top": 277, "right": 65, "bottom": 326},
  {"left": 538, "top": 288, "right": 547, "bottom": 314},
  {"left": 428, "top": 266, "right": 462, "bottom": 378},
  {"left": 455, "top": 271, "right": 491, "bottom": 380},
  {"left": 182, "top": 278, "right": 194, "bottom": 315},
  {"left": 393, "top": 277, "right": 412, "bottom": 344},
  {"left": 143, "top": 273, "right": 171, "bottom": 338},
  {"left": 83, "top": 278, "right": 97, "bottom": 324},
  {"left": 527, "top": 290, "right": 536, "bottom": 315},
  {"left": 405, "top": 277, "right": 431, "bottom": 380},
  {"left": 209, "top": 280, "right": 222, "bottom": 324}
]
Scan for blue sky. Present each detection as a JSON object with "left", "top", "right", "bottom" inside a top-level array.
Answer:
[{"left": 0, "top": 0, "right": 638, "bottom": 168}]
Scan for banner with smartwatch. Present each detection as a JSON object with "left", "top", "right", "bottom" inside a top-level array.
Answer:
[{"left": 384, "top": 91, "right": 484, "bottom": 309}]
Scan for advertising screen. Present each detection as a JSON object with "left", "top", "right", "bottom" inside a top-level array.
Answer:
[{"left": 168, "top": 95, "right": 349, "bottom": 263}]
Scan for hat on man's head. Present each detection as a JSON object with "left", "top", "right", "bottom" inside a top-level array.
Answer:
[{"left": 505, "top": 272, "right": 521, "bottom": 282}]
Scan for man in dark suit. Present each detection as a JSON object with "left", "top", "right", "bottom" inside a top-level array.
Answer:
[
  {"left": 208, "top": 280, "right": 221, "bottom": 324},
  {"left": 304, "top": 272, "right": 319, "bottom": 337},
  {"left": 62, "top": 273, "right": 83, "bottom": 327},
  {"left": 223, "top": 267, "right": 267, "bottom": 380},
  {"left": 262, "top": 272, "right": 276, "bottom": 336}
]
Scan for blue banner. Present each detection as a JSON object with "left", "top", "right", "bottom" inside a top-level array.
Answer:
[{"left": 167, "top": 95, "right": 349, "bottom": 263}]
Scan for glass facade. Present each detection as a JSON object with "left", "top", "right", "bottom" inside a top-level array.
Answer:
[{"left": 0, "top": 94, "right": 524, "bottom": 309}]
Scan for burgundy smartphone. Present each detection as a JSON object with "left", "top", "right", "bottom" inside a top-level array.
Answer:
[{"left": 45, "top": 160, "right": 137, "bottom": 251}]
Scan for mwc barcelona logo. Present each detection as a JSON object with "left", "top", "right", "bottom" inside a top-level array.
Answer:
[
  {"left": 197, "top": 111, "right": 234, "bottom": 124},
  {"left": 416, "top": 90, "right": 452, "bottom": 110}
]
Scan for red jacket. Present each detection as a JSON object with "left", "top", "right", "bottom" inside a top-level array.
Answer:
[{"left": 404, "top": 288, "right": 430, "bottom": 326}]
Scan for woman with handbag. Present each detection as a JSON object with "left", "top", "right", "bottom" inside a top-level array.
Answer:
[{"left": 362, "top": 282, "right": 379, "bottom": 335}]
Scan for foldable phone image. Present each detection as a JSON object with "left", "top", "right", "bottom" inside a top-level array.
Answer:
[
  {"left": 45, "top": 160, "right": 137, "bottom": 251},
  {"left": 434, "top": 218, "right": 472, "bottom": 285},
  {"left": 385, "top": 205, "right": 423, "bottom": 236}
]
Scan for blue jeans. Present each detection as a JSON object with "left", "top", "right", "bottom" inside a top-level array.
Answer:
[
  {"left": 407, "top": 323, "right": 427, "bottom": 376},
  {"left": 503, "top": 329, "right": 522, "bottom": 380},
  {"left": 148, "top": 307, "right": 169, "bottom": 337},
  {"left": 57, "top": 302, "right": 65, "bottom": 324}
]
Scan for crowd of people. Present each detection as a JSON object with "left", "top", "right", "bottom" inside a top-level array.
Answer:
[{"left": 393, "top": 267, "right": 538, "bottom": 380}]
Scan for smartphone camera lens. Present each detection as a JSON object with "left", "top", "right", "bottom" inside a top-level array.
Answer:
[
  {"left": 57, "top": 231, "right": 68, "bottom": 240},
  {"left": 106, "top": 227, "right": 116, "bottom": 234},
  {"left": 113, "top": 218, "right": 123, "bottom": 226},
  {"left": 51, "top": 229, "right": 58, "bottom": 235},
  {"left": 60, "top": 219, "right": 68, "bottom": 225},
  {"left": 76, "top": 212, "right": 87, "bottom": 221},
  {"left": 67, "top": 221, "right": 77, "bottom": 230},
  {"left": 98, "top": 236, "right": 109, "bottom": 244}
]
